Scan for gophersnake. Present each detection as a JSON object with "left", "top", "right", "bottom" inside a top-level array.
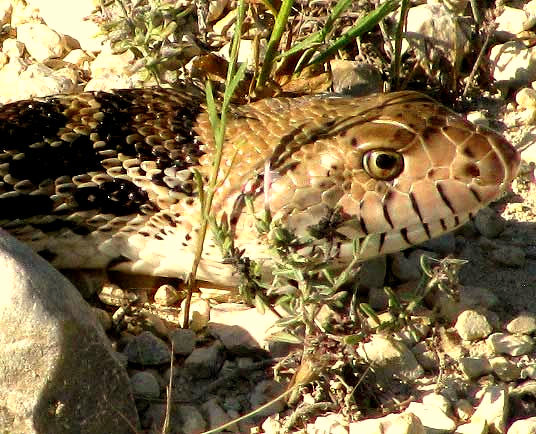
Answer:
[{"left": 0, "top": 84, "right": 520, "bottom": 284}]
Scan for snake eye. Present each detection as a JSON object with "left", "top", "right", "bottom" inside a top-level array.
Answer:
[{"left": 363, "top": 150, "right": 404, "bottom": 181}]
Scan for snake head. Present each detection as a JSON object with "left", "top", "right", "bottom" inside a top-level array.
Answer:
[{"left": 216, "top": 91, "right": 520, "bottom": 262}]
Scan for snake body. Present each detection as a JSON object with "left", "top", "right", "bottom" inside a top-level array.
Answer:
[{"left": 0, "top": 84, "right": 520, "bottom": 284}]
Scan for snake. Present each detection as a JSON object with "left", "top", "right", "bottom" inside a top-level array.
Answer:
[{"left": 0, "top": 83, "right": 520, "bottom": 284}]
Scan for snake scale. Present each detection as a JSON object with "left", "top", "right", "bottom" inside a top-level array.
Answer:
[{"left": 0, "top": 83, "right": 520, "bottom": 284}]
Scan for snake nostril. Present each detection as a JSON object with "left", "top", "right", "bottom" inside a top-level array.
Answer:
[{"left": 465, "top": 163, "right": 480, "bottom": 177}]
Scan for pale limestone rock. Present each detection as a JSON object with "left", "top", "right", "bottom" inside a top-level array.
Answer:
[
  {"left": 154, "top": 284, "right": 180, "bottom": 306},
  {"left": 489, "top": 356, "right": 522, "bottom": 382},
  {"left": 207, "top": 0, "right": 229, "bottom": 22},
  {"left": 455, "top": 310, "right": 493, "bottom": 341},
  {"left": 507, "top": 312, "right": 536, "bottom": 334},
  {"left": 349, "top": 412, "right": 425, "bottom": 434},
  {"left": 25, "top": 0, "right": 104, "bottom": 52},
  {"left": 16, "top": 22, "right": 65, "bottom": 61},
  {"left": 0, "top": 0, "right": 11, "bottom": 25},
  {"left": 358, "top": 335, "right": 424, "bottom": 382},
  {"left": 2, "top": 38, "right": 24, "bottom": 58},
  {"left": 495, "top": 6, "right": 529, "bottom": 39},
  {"left": 63, "top": 48, "right": 92, "bottom": 68},
  {"left": 180, "top": 298, "right": 210, "bottom": 332},
  {"left": 490, "top": 41, "right": 536, "bottom": 92},
  {"left": 508, "top": 416, "right": 536, "bottom": 434},
  {"left": 406, "top": 402, "right": 456, "bottom": 433},
  {"left": 471, "top": 384, "right": 508, "bottom": 434},
  {"left": 0, "top": 61, "right": 77, "bottom": 103},
  {"left": 487, "top": 332, "right": 534, "bottom": 356},
  {"left": 516, "top": 87, "right": 536, "bottom": 108}
]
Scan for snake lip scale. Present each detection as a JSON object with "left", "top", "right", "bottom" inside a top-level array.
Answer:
[{"left": 0, "top": 84, "right": 520, "bottom": 284}]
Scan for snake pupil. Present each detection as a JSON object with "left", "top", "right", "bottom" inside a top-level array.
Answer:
[{"left": 376, "top": 153, "right": 397, "bottom": 169}]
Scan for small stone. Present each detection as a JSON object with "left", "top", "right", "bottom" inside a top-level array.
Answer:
[
  {"left": 16, "top": 22, "right": 65, "bottom": 61},
  {"left": 306, "top": 413, "right": 348, "bottom": 434},
  {"left": 92, "top": 307, "right": 112, "bottom": 331},
  {"left": 357, "top": 256, "right": 387, "bottom": 289},
  {"left": 180, "top": 298, "right": 210, "bottom": 332},
  {"left": 412, "top": 341, "right": 439, "bottom": 371},
  {"left": 123, "top": 331, "right": 171, "bottom": 365},
  {"left": 405, "top": 402, "right": 456, "bottom": 433},
  {"left": 419, "top": 232, "right": 456, "bottom": 255},
  {"left": 201, "top": 398, "right": 235, "bottom": 432},
  {"left": 489, "top": 356, "right": 522, "bottom": 382},
  {"left": 466, "top": 111, "right": 490, "bottom": 128},
  {"left": 0, "top": 0, "right": 11, "bottom": 26},
  {"left": 2, "top": 38, "right": 24, "bottom": 58},
  {"left": 507, "top": 312, "right": 536, "bottom": 335},
  {"left": 455, "top": 419, "right": 487, "bottom": 434},
  {"left": 99, "top": 283, "right": 138, "bottom": 306},
  {"left": 490, "top": 41, "right": 536, "bottom": 92},
  {"left": 487, "top": 332, "right": 534, "bottom": 356},
  {"left": 495, "top": 6, "right": 529, "bottom": 38},
  {"left": 454, "top": 399, "right": 474, "bottom": 421},
  {"left": 139, "top": 310, "right": 169, "bottom": 338},
  {"left": 459, "top": 357, "right": 492, "bottom": 379},
  {"left": 516, "top": 87, "right": 536, "bottom": 109},
  {"left": 154, "top": 284, "right": 180, "bottom": 306},
  {"left": 174, "top": 404, "right": 207, "bottom": 434},
  {"left": 209, "top": 303, "right": 281, "bottom": 354},
  {"left": 470, "top": 384, "right": 508, "bottom": 434},
  {"left": 522, "top": 365, "right": 536, "bottom": 379},
  {"left": 330, "top": 60, "right": 383, "bottom": 96},
  {"left": 130, "top": 371, "right": 160, "bottom": 400},
  {"left": 490, "top": 245, "right": 526, "bottom": 267},
  {"left": 390, "top": 249, "right": 439, "bottom": 282},
  {"left": 184, "top": 342, "right": 224, "bottom": 379},
  {"left": 349, "top": 412, "right": 425, "bottom": 434},
  {"left": 508, "top": 416, "right": 536, "bottom": 434},
  {"left": 249, "top": 380, "right": 286, "bottom": 418},
  {"left": 473, "top": 208, "right": 505, "bottom": 239},
  {"left": 455, "top": 310, "right": 493, "bottom": 341},
  {"left": 422, "top": 393, "right": 450, "bottom": 413},
  {"left": 358, "top": 335, "right": 424, "bottom": 382},
  {"left": 168, "top": 328, "right": 196, "bottom": 356}
]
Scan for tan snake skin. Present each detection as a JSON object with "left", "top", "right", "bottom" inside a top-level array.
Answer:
[{"left": 0, "top": 85, "right": 520, "bottom": 284}]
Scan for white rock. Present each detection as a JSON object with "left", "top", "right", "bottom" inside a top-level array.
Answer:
[
  {"left": 507, "top": 312, "right": 536, "bottom": 334},
  {"left": 16, "top": 22, "right": 65, "bottom": 61},
  {"left": 406, "top": 402, "right": 457, "bottom": 433},
  {"left": 455, "top": 419, "right": 487, "bottom": 434},
  {"left": 516, "top": 87, "right": 536, "bottom": 108},
  {"left": 495, "top": 6, "right": 529, "bottom": 38},
  {"left": 422, "top": 393, "right": 451, "bottom": 414},
  {"left": 490, "top": 41, "right": 536, "bottom": 91},
  {"left": 217, "top": 38, "right": 267, "bottom": 68},
  {"left": 0, "top": 61, "right": 77, "bottom": 103},
  {"left": 63, "top": 48, "right": 92, "bottom": 68},
  {"left": 404, "top": 3, "right": 468, "bottom": 65},
  {"left": 487, "top": 332, "right": 534, "bottom": 356},
  {"left": 207, "top": 0, "right": 229, "bottom": 22},
  {"left": 349, "top": 412, "right": 425, "bottom": 434},
  {"left": 471, "top": 384, "right": 508, "bottom": 434},
  {"left": 25, "top": 0, "right": 104, "bottom": 52},
  {"left": 0, "top": 0, "right": 11, "bottom": 26},
  {"left": 154, "top": 284, "right": 180, "bottom": 306},
  {"left": 307, "top": 413, "right": 348, "bottom": 434},
  {"left": 455, "top": 310, "right": 493, "bottom": 341},
  {"left": 180, "top": 298, "right": 210, "bottom": 332},
  {"left": 208, "top": 302, "right": 281, "bottom": 353},
  {"left": 489, "top": 356, "right": 522, "bottom": 382},
  {"left": 358, "top": 335, "right": 424, "bottom": 381},
  {"left": 508, "top": 416, "right": 536, "bottom": 434},
  {"left": 2, "top": 38, "right": 24, "bottom": 58}
]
